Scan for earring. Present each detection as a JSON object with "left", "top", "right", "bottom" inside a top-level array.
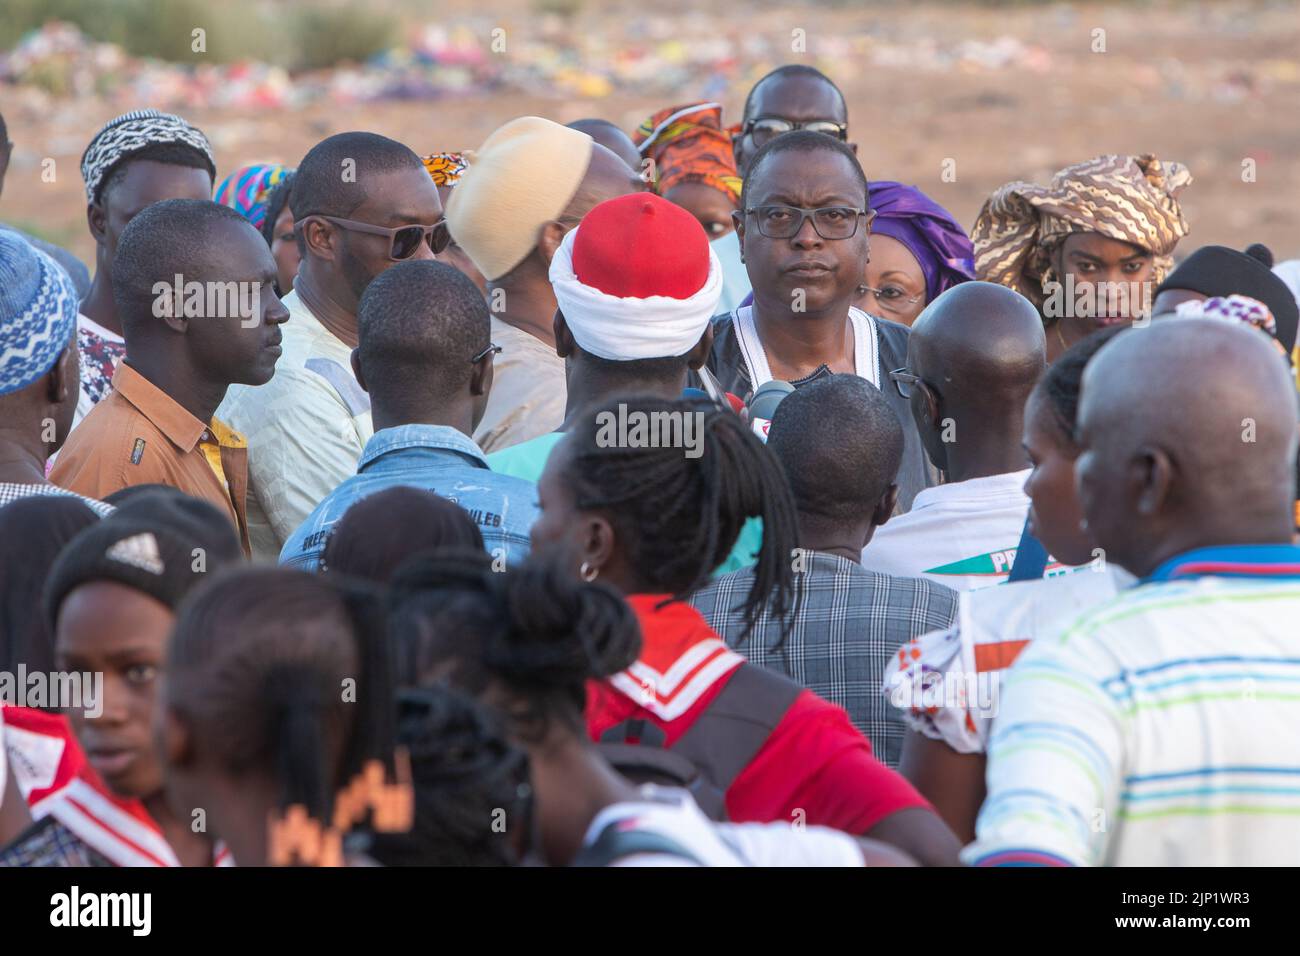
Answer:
[{"left": 579, "top": 561, "right": 599, "bottom": 582}]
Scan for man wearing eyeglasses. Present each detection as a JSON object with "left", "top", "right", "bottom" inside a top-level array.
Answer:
[
  {"left": 219, "top": 131, "right": 445, "bottom": 560},
  {"left": 706, "top": 130, "right": 937, "bottom": 514},
  {"left": 861, "top": 282, "right": 1046, "bottom": 592},
  {"left": 713, "top": 65, "right": 855, "bottom": 314}
]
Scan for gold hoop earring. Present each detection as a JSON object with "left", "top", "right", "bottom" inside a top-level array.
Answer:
[{"left": 580, "top": 561, "right": 599, "bottom": 582}]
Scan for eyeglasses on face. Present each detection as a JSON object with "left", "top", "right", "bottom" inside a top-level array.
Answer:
[
  {"left": 745, "top": 116, "right": 848, "bottom": 146},
  {"left": 745, "top": 204, "right": 876, "bottom": 241},
  {"left": 860, "top": 284, "right": 926, "bottom": 314},
  {"left": 304, "top": 215, "right": 450, "bottom": 260},
  {"left": 888, "top": 367, "right": 936, "bottom": 401},
  {"left": 470, "top": 343, "right": 502, "bottom": 365}
]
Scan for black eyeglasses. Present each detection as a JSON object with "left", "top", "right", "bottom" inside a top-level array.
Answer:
[
  {"left": 304, "top": 215, "right": 451, "bottom": 260},
  {"left": 889, "top": 367, "right": 936, "bottom": 401},
  {"left": 471, "top": 343, "right": 502, "bottom": 365},
  {"left": 745, "top": 116, "right": 848, "bottom": 147},
  {"left": 745, "top": 205, "right": 875, "bottom": 241}
]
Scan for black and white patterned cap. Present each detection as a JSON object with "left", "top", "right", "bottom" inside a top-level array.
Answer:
[{"left": 80, "top": 109, "right": 216, "bottom": 203}]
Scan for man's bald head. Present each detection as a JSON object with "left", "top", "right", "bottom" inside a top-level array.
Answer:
[
  {"left": 906, "top": 281, "right": 1046, "bottom": 472},
  {"left": 1076, "top": 319, "right": 1299, "bottom": 577},
  {"left": 566, "top": 120, "right": 642, "bottom": 173}
]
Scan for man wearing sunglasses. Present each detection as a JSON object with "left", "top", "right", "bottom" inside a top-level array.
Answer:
[
  {"left": 713, "top": 65, "right": 855, "bottom": 314},
  {"left": 861, "top": 282, "right": 1046, "bottom": 592},
  {"left": 219, "top": 131, "right": 444, "bottom": 560},
  {"left": 706, "top": 130, "right": 937, "bottom": 514}
]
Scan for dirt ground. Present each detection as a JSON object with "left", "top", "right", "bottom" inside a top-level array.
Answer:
[{"left": 3, "top": 1, "right": 1298, "bottom": 265}]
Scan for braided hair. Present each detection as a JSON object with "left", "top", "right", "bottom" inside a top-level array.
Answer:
[
  {"left": 388, "top": 553, "right": 642, "bottom": 742},
  {"left": 365, "top": 684, "right": 530, "bottom": 867},
  {"left": 563, "top": 395, "right": 797, "bottom": 637},
  {"left": 167, "top": 567, "right": 398, "bottom": 828}
]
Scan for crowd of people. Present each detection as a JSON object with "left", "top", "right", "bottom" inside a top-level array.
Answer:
[{"left": 2, "top": 61, "right": 1300, "bottom": 867}]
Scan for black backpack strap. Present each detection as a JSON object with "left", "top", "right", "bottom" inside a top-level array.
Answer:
[
  {"left": 571, "top": 818, "right": 707, "bottom": 867},
  {"left": 672, "top": 662, "right": 803, "bottom": 793}
]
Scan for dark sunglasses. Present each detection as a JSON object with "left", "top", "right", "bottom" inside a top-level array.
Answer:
[{"left": 305, "top": 215, "right": 451, "bottom": 260}]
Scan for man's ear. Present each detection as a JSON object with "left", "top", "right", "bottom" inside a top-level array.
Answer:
[
  {"left": 871, "top": 483, "right": 900, "bottom": 529},
  {"left": 1132, "top": 446, "right": 1173, "bottom": 517},
  {"left": 554, "top": 309, "right": 576, "bottom": 359},
  {"left": 732, "top": 209, "right": 746, "bottom": 263},
  {"left": 46, "top": 342, "right": 74, "bottom": 405},
  {"left": 469, "top": 348, "right": 493, "bottom": 398},
  {"left": 731, "top": 133, "right": 746, "bottom": 176},
  {"left": 537, "top": 220, "right": 569, "bottom": 267},
  {"left": 87, "top": 202, "right": 108, "bottom": 247},
  {"left": 351, "top": 348, "right": 368, "bottom": 393},
  {"left": 301, "top": 217, "right": 338, "bottom": 261},
  {"left": 848, "top": 140, "right": 858, "bottom": 156},
  {"left": 686, "top": 324, "right": 715, "bottom": 370}
]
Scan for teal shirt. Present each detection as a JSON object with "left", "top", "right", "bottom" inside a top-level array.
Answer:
[{"left": 488, "top": 431, "right": 764, "bottom": 576}]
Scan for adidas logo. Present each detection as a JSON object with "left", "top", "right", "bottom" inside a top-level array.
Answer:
[{"left": 106, "top": 533, "right": 165, "bottom": 575}]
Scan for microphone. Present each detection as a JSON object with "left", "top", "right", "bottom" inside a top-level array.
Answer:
[{"left": 745, "top": 380, "right": 795, "bottom": 443}]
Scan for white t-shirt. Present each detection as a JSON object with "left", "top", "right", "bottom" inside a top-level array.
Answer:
[
  {"left": 581, "top": 786, "right": 864, "bottom": 867},
  {"left": 861, "top": 470, "right": 1031, "bottom": 592}
]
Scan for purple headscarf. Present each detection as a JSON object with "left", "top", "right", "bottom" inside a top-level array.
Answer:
[{"left": 868, "top": 181, "right": 975, "bottom": 302}]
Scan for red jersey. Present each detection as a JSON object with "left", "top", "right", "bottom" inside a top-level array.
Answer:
[
  {"left": 586, "top": 595, "right": 931, "bottom": 834},
  {"left": 2, "top": 705, "right": 231, "bottom": 866}
]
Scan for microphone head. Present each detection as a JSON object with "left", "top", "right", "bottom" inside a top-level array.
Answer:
[{"left": 746, "top": 379, "right": 796, "bottom": 421}]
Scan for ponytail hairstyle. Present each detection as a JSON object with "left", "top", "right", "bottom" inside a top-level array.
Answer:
[
  {"left": 388, "top": 553, "right": 642, "bottom": 742},
  {"left": 167, "top": 567, "right": 401, "bottom": 853},
  {"left": 563, "top": 395, "right": 798, "bottom": 638}
]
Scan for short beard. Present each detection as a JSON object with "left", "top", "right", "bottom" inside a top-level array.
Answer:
[{"left": 339, "top": 241, "right": 376, "bottom": 304}]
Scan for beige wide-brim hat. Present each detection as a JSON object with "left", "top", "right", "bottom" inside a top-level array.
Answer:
[{"left": 446, "top": 117, "right": 594, "bottom": 282}]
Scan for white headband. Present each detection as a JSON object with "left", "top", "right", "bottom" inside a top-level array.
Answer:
[{"left": 549, "top": 225, "right": 722, "bottom": 361}]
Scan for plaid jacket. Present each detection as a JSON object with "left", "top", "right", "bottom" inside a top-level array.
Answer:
[{"left": 688, "top": 550, "right": 959, "bottom": 768}]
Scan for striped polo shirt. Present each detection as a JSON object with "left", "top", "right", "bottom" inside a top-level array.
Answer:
[{"left": 965, "top": 544, "right": 1300, "bottom": 866}]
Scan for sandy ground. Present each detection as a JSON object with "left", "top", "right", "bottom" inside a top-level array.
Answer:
[{"left": 3, "top": 1, "right": 1298, "bottom": 265}]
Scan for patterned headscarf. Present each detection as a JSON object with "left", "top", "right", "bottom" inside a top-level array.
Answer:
[
  {"left": 972, "top": 154, "right": 1192, "bottom": 310},
  {"left": 214, "top": 163, "right": 291, "bottom": 232},
  {"left": 868, "top": 181, "right": 975, "bottom": 302},
  {"left": 633, "top": 103, "right": 742, "bottom": 206},
  {"left": 423, "top": 152, "right": 469, "bottom": 188},
  {"left": 80, "top": 109, "right": 215, "bottom": 204}
]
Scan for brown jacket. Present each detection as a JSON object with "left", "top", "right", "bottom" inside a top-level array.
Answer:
[{"left": 51, "top": 363, "right": 251, "bottom": 555}]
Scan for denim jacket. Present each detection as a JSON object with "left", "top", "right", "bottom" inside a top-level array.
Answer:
[{"left": 279, "top": 424, "right": 539, "bottom": 571}]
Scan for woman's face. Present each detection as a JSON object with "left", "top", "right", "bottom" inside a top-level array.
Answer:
[
  {"left": 663, "top": 181, "right": 737, "bottom": 240},
  {"left": 856, "top": 234, "right": 927, "bottom": 325},
  {"left": 529, "top": 440, "right": 589, "bottom": 577},
  {"left": 1022, "top": 389, "right": 1096, "bottom": 567},
  {"left": 269, "top": 205, "right": 300, "bottom": 295},
  {"left": 1051, "top": 233, "right": 1155, "bottom": 331},
  {"left": 56, "top": 581, "right": 173, "bottom": 800}
]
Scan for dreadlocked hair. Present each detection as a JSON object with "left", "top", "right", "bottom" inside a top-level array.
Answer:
[
  {"left": 388, "top": 553, "right": 641, "bottom": 743},
  {"left": 167, "top": 567, "right": 398, "bottom": 829},
  {"left": 566, "top": 395, "right": 797, "bottom": 639},
  {"left": 365, "top": 685, "right": 530, "bottom": 867},
  {"left": 1034, "top": 324, "right": 1131, "bottom": 446}
]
